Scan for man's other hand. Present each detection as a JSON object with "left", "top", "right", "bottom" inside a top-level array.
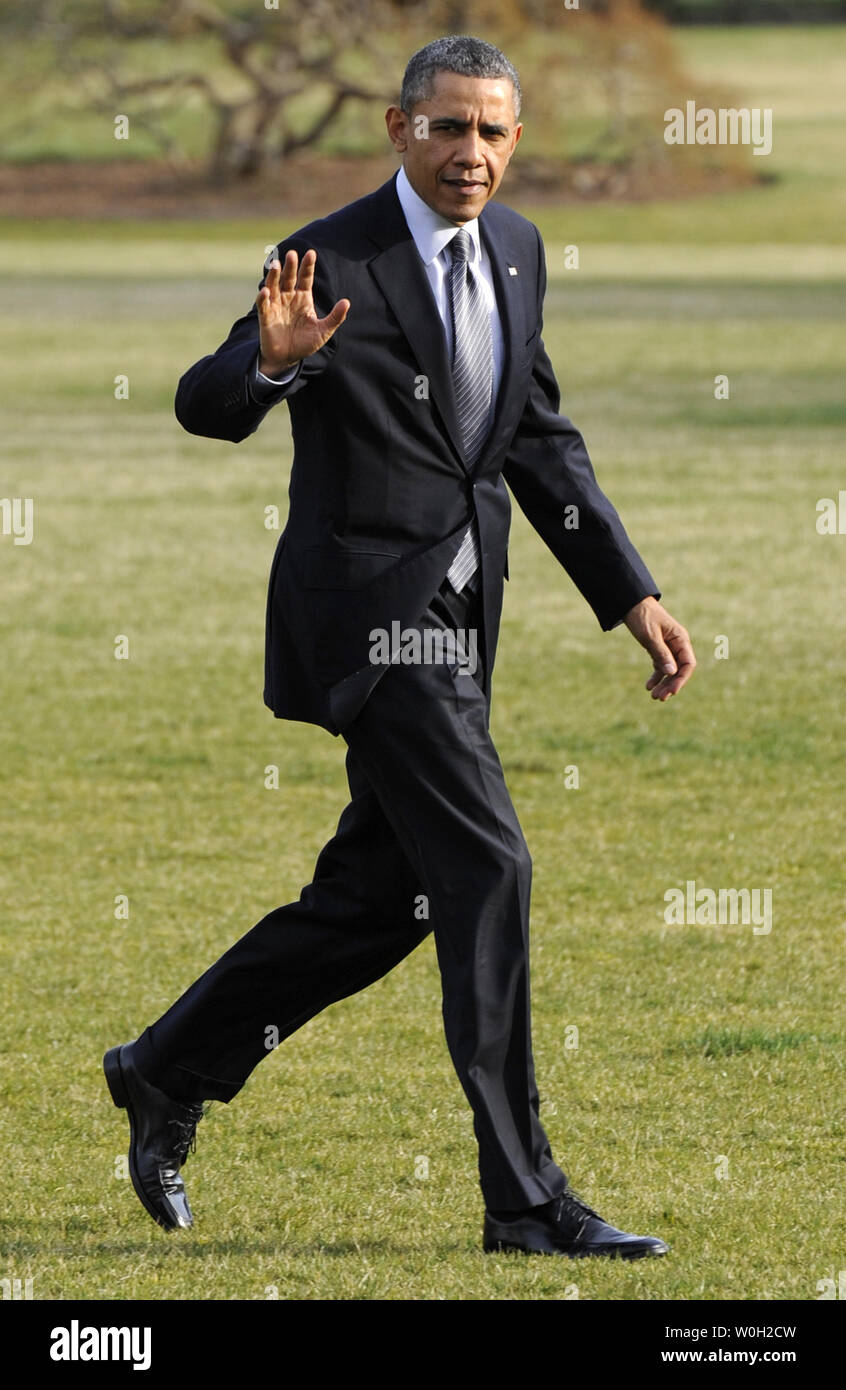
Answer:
[
  {"left": 256, "top": 249, "right": 350, "bottom": 376},
  {"left": 624, "top": 596, "right": 696, "bottom": 701}
]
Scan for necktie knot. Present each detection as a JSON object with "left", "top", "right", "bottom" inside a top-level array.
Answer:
[{"left": 450, "top": 228, "right": 472, "bottom": 265}]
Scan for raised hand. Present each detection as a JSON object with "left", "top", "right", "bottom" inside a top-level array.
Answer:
[{"left": 256, "top": 248, "right": 350, "bottom": 377}]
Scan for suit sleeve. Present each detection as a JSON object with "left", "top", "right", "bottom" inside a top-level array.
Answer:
[
  {"left": 502, "top": 227, "right": 660, "bottom": 631},
  {"left": 174, "top": 234, "right": 339, "bottom": 443}
]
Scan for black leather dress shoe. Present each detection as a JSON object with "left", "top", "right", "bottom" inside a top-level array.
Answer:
[
  {"left": 483, "top": 1187, "right": 669, "bottom": 1259},
  {"left": 104, "top": 1041, "right": 207, "bottom": 1231}
]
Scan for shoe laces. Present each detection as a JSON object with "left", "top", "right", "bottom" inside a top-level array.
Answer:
[
  {"left": 553, "top": 1186, "right": 602, "bottom": 1238},
  {"left": 167, "top": 1101, "right": 210, "bottom": 1166}
]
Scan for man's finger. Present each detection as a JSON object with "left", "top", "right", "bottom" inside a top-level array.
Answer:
[
  {"left": 651, "top": 671, "right": 690, "bottom": 700},
  {"left": 296, "top": 248, "right": 317, "bottom": 295},
  {"left": 648, "top": 650, "right": 696, "bottom": 699},
  {"left": 279, "top": 249, "right": 299, "bottom": 294},
  {"left": 668, "top": 650, "right": 696, "bottom": 690},
  {"left": 257, "top": 259, "right": 281, "bottom": 316}
]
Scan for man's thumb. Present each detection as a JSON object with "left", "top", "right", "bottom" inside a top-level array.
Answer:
[
  {"left": 652, "top": 644, "right": 672, "bottom": 678},
  {"left": 653, "top": 640, "right": 677, "bottom": 675},
  {"left": 324, "top": 298, "right": 350, "bottom": 332}
]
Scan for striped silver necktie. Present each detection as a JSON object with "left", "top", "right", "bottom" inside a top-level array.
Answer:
[{"left": 445, "top": 228, "right": 493, "bottom": 594}]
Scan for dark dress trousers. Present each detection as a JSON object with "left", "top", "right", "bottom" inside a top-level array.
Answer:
[{"left": 131, "top": 172, "right": 659, "bottom": 1210}]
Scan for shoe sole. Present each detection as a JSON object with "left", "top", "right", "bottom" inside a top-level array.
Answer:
[
  {"left": 483, "top": 1237, "right": 669, "bottom": 1259},
  {"left": 104, "top": 1044, "right": 186, "bottom": 1232}
]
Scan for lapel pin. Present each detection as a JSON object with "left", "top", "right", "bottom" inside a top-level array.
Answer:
[{"left": 507, "top": 265, "right": 518, "bottom": 276}]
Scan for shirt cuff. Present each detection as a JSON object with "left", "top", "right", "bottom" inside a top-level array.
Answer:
[{"left": 248, "top": 352, "right": 299, "bottom": 403}]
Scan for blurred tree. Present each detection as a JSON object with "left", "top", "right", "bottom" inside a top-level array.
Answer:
[
  {"left": 1, "top": 0, "right": 754, "bottom": 196},
  {"left": 17, "top": 0, "right": 414, "bottom": 179}
]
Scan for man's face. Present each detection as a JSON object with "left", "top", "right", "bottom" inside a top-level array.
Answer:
[{"left": 386, "top": 71, "right": 522, "bottom": 224}]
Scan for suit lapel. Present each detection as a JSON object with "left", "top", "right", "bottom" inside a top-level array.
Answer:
[
  {"left": 367, "top": 178, "right": 467, "bottom": 472},
  {"left": 476, "top": 214, "right": 529, "bottom": 474}
]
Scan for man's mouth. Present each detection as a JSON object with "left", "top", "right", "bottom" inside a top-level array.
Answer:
[{"left": 443, "top": 179, "right": 488, "bottom": 191}]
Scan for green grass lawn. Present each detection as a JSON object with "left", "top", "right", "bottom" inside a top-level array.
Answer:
[{"left": 0, "top": 28, "right": 844, "bottom": 1301}]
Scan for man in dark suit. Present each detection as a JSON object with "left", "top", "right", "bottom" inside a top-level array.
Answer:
[{"left": 105, "top": 35, "right": 695, "bottom": 1259}]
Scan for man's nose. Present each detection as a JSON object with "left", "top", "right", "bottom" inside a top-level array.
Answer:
[{"left": 453, "top": 130, "right": 485, "bottom": 167}]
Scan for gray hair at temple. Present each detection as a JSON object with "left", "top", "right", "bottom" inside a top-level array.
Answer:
[{"left": 400, "top": 36, "right": 522, "bottom": 121}]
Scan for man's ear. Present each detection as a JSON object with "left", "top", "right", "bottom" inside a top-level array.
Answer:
[{"left": 385, "top": 104, "right": 409, "bottom": 153}]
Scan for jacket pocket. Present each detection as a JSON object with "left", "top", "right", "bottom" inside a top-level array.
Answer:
[{"left": 302, "top": 546, "right": 401, "bottom": 590}]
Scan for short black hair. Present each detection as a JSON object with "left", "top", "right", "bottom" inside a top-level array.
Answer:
[{"left": 400, "top": 35, "right": 521, "bottom": 120}]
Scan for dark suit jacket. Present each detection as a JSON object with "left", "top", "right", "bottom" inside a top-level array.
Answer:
[{"left": 175, "top": 172, "right": 659, "bottom": 735}]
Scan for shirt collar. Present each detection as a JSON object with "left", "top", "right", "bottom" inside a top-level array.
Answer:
[{"left": 395, "top": 164, "right": 482, "bottom": 268}]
